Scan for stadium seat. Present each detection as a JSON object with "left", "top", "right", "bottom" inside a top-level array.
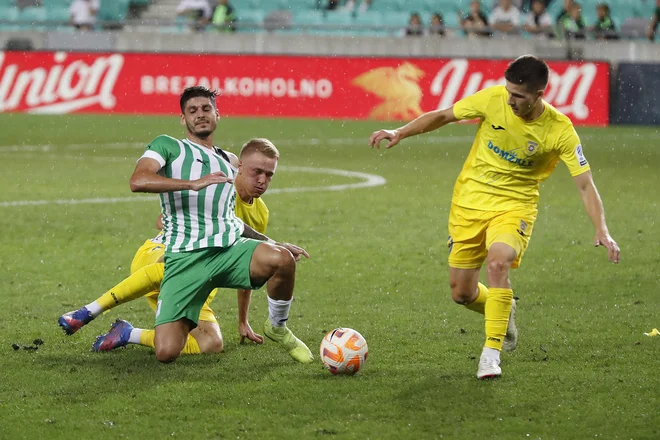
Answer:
[
  {"left": 237, "top": 10, "right": 265, "bottom": 32},
  {"left": 97, "top": 0, "right": 130, "bottom": 23},
  {"left": 0, "top": 0, "right": 15, "bottom": 7},
  {"left": 370, "top": 0, "right": 406, "bottom": 13},
  {"left": 0, "top": 6, "right": 20, "bottom": 30},
  {"left": 18, "top": 6, "right": 47, "bottom": 30},
  {"left": 45, "top": 7, "right": 71, "bottom": 28}
]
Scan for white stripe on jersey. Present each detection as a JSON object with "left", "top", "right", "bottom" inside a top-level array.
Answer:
[{"left": 169, "top": 139, "right": 188, "bottom": 252}]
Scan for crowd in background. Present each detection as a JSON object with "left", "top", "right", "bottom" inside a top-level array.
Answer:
[{"left": 54, "top": 0, "right": 660, "bottom": 40}]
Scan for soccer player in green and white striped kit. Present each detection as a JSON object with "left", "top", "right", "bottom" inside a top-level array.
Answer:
[{"left": 126, "top": 86, "right": 313, "bottom": 364}]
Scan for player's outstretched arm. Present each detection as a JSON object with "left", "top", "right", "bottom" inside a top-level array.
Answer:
[
  {"left": 573, "top": 171, "right": 620, "bottom": 263},
  {"left": 241, "top": 225, "right": 310, "bottom": 261},
  {"left": 237, "top": 289, "right": 264, "bottom": 344},
  {"left": 369, "top": 107, "right": 458, "bottom": 149},
  {"left": 129, "top": 158, "right": 233, "bottom": 193}
]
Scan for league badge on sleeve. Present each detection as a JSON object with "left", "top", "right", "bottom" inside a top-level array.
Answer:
[{"left": 575, "top": 144, "right": 588, "bottom": 167}]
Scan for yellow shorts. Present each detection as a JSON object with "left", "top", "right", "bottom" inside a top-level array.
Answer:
[
  {"left": 447, "top": 204, "right": 537, "bottom": 270},
  {"left": 131, "top": 239, "right": 218, "bottom": 324}
]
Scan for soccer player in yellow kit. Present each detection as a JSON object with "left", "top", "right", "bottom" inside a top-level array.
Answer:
[
  {"left": 369, "top": 55, "right": 620, "bottom": 379},
  {"left": 59, "top": 138, "right": 279, "bottom": 355}
]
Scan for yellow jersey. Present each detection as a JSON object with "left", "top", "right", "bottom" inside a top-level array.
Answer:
[
  {"left": 452, "top": 85, "right": 590, "bottom": 211},
  {"left": 235, "top": 195, "right": 269, "bottom": 235}
]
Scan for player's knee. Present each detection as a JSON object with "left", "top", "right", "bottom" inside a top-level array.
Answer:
[
  {"left": 450, "top": 282, "right": 474, "bottom": 305},
  {"left": 271, "top": 246, "right": 296, "bottom": 274},
  {"left": 486, "top": 257, "right": 511, "bottom": 277},
  {"left": 198, "top": 334, "right": 224, "bottom": 354},
  {"left": 155, "top": 345, "right": 181, "bottom": 363}
]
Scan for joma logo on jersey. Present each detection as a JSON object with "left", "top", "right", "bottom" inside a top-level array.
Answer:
[{"left": 487, "top": 141, "right": 534, "bottom": 167}]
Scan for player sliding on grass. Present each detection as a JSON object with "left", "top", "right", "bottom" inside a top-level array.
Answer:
[
  {"left": 59, "top": 138, "right": 282, "bottom": 355},
  {"left": 62, "top": 86, "right": 313, "bottom": 364},
  {"left": 369, "top": 55, "right": 620, "bottom": 379}
]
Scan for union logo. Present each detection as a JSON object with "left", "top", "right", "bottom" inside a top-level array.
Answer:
[{"left": 352, "top": 62, "right": 425, "bottom": 121}]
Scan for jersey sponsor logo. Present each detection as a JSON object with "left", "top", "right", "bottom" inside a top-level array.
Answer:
[
  {"left": 491, "top": 124, "right": 505, "bottom": 130},
  {"left": 575, "top": 144, "right": 588, "bottom": 166},
  {"left": 487, "top": 141, "right": 534, "bottom": 167}
]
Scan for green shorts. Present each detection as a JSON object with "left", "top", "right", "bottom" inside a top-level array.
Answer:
[{"left": 155, "top": 238, "right": 263, "bottom": 327}]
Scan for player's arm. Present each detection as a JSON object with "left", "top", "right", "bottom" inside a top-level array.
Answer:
[
  {"left": 573, "top": 171, "right": 620, "bottom": 263},
  {"left": 129, "top": 157, "right": 232, "bottom": 193},
  {"left": 156, "top": 214, "right": 163, "bottom": 230},
  {"left": 237, "top": 289, "right": 264, "bottom": 344},
  {"left": 369, "top": 107, "right": 459, "bottom": 149},
  {"left": 242, "top": 224, "right": 310, "bottom": 261}
]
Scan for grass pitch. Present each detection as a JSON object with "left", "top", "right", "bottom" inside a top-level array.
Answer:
[{"left": 0, "top": 114, "right": 659, "bottom": 439}]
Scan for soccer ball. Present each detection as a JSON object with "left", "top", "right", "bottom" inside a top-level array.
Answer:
[{"left": 320, "top": 328, "right": 368, "bottom": 375}]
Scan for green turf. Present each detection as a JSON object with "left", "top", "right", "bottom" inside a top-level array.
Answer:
[{"left": 0, "top": 114, "right": 659, "bottom": 439}]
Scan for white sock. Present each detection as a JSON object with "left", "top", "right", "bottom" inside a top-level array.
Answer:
[
  {"left": 482, "top": 347, "right": 501, "bottom": 362},
  {"left": 128, "top": 328, "right": 143, "bottom": 345},
  {"left": 84, "top": 301, "right": 103, "bottom": 317},
  {"left": 268, "top": 297, "right": 292, "bottom": 328}
]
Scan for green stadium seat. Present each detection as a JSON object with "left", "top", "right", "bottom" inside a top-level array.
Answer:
[
  {"left": 0, "top": 6, "right": 20, "bottom": 30},
  {"left": 19, "top": 6, "right": 47, "bottom": 30},
  {"left": 324, "top": 10, "right": 353, "bottom": 28},
  {"left": 98, "top": 0, "right": 130, "bottom": 22},
  {"left": 370, "top": 0, "right": 406, "bottom": 13},
  {"left": 45, "top": 7, "right": 70, "bottom": 28},
  {"left": 381, "top": 10, "right": 409, "bottom": 27},
  {"left": 237, "top": 10, "right": 265, "bottom": 32}
]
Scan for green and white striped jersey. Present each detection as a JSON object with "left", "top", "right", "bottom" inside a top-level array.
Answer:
[{"left": 140, "top": 135, "right": 244, "bottom": 253}]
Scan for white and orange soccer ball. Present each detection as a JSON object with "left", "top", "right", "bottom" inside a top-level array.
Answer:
[{"left": 319, "top": 328, "right": 368, "bottom": 375}]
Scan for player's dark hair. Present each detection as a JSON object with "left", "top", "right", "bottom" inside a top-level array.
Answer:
[
  {"left": 504, "top": 55, "right": 549, "bottom": 92},
  {"left": 179, "top": 86, "right": 218, "bottom": 113}
]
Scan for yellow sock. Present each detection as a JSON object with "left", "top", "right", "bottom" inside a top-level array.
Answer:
[
  {"left": 139, "top": 329, "right": 156, "bottom": 348},
  {"left": 484, "top": 288, "right": 514, "bottom": 351},
  {"left": 139, "top": 329, "right": 200, "bottom": 354},
  {"left": 465, "top": 282, "right": 488, "bottom": 314},
  {"left": 96, "top": 263, "right": 165, "bottom": 311},
  {"left": 181, "top": 336, "right": 201, "bottom": 354}
]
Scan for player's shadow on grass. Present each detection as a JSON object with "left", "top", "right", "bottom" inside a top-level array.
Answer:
[{"left": 34, "top": 344, "right": 291, "bottom": 399}]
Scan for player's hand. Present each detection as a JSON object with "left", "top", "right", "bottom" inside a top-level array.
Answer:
[
  {"left": 369, "top": 129, "right": 402, "bottom": 149},
  {"left": 594, "top": 231, "right": 620, "bottom": 263},
  {"left": 239, "top": 321, "right": 264, "bottom": 344},
  {"left": 191, "top": 172, "right": 233, "bottom": 191},
  {"left": 276, "top": 242, "right": 310, "bottom": 261}
]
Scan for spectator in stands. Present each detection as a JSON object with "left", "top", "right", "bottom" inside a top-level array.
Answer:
[
  {"left": 427, "top": 12, "right": 445, "bottom": 36},
  {"left": 591, "top": 3, "right": 617, "bottom": 39},
  {"left": 210, "top": 0, "right": 236, "bottom": 32},
  {"left": 176, "top": 0, "right": 212, "bottom": 30},
  {"left": 524, "top": 0, "right": 553, "bottom": 36},
  {"left": 461, "top": 0, "right": 490, "bottom": 37},
  {"left": 490, "top": 0, "right": 521, "bottom": 33},
  {"left": 555, "top": 0, "right": 573, "bottom": 24},
  {"left": 405, "top": 12, "right": 424, "bottom": 36},
  {"left": 344, "top": 0, "right": 372, "bottom": 14},
  {"left": 557, "top": 1, "right": 585, "bottom": 39},
  {"left": 69, "top": 0, "right": 100, "bottom": 31},
  {"left": 647, "top": 0, "right": 660, "bottom": 41},
  {"left": 325, "top": 0, "right": 341, "bottom": 10}
]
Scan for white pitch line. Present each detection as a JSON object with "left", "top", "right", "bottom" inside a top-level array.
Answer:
[{"left": 0, "top": 166, "right": 386, "bottom": 208}]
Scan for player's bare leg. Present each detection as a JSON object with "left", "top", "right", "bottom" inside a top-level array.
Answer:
[
  {"left": 190, "top": 321, "right": 224, "bottom": 353},
  {"left": 250, "top": 243, "right": 313, "bottom": 363},
  {"left": 154, "top": 319, "right": 194, "bottom": 363},
  {"left": 449, "top": 267, "right": 481, "bottom": 306}
]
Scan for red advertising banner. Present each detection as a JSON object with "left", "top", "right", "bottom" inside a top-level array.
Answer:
[{"left": 0, "top": 51, "right": 610, "bottom": 125}]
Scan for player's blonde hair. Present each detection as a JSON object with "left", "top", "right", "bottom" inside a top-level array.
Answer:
[{"left": 239, "top": 138, "right": 280, "bottom": 159}]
